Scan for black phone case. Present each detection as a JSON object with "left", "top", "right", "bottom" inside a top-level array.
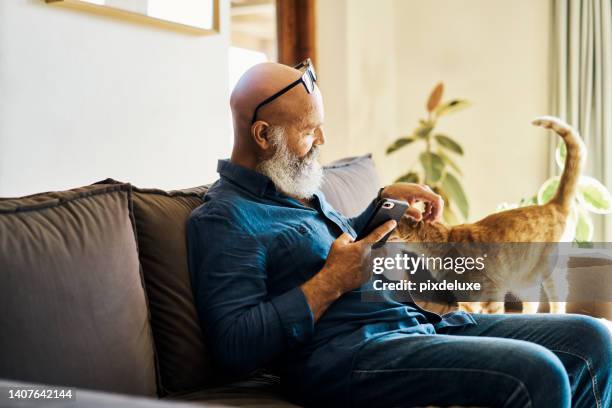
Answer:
[{"left": 356, "top": 198, "right": 409, "bottom": 242}]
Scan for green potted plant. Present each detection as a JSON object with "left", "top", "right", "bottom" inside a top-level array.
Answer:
[
  {"left": 498, "top": 142, "right": 612, "bottom": 242},
  {"left": 386, "top": 82, "right": 470, "bottom": 224}
]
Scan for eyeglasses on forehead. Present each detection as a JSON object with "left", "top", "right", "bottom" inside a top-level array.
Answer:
[{"left": 251, "top": 58, "right": 317, "bottom": 125}]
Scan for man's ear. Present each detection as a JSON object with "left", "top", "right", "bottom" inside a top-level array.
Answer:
[{"left": 251, "top": 120, "right": 272, "bottom": 151}]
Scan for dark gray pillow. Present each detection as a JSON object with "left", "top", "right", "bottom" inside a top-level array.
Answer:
[
  {"left": 0, "top": 184, "right": 157, "bottom": 396},
  {"left": 321, "top": 154, "right": 381, "bottom": 217},
  {"left": 129, "top": 184, "right": 218, "bottom": 395}
]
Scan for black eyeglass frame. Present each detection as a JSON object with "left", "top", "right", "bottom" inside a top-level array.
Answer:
[{"left": 250, "top": 58, "right": 317, "bottom": 125}]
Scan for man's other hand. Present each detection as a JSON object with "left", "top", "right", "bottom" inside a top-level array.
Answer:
[
  {"left": 381, "top": 183, "right": 443, "bottom": 222},
  {"left": 301, "top": 220, "right": 397, "bottom": 320}
]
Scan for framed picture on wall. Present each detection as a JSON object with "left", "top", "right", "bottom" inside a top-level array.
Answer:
[{"left": 45, "top": 0, "right": 220, "bottom": 34}]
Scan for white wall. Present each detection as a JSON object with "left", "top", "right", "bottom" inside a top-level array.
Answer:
[
  {"left": 0, "top": 0, "right": 231, "bottom": 196},
  {"left": 316, "top": 0, "right": 401, "bottom": 179},
  {"left": 0, "top": 0, "right": 555, "bottom": 217},
  {"left": 317, "top": 0, "right": 553, "bottom": 222}
]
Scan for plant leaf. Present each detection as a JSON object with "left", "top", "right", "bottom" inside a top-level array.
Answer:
[
  {"left": 555, "top": 141, "right": 566, "bottom": 170},
  {"left": 415, "top": 123, "right": 434, "bottom": 139},
  {"left": 574, "top": 207, "right": 594, "bottom": 243},
  {"left": 395, "top": 172, "right": 420, "bottom": 183},
  {"left": 427, "top": 82, "right": 444, "bottom": 112},
  {"left": 577, "top": 176, "right": 612, "bottom": 214},
  {"left": 434, "top": 99, "right": 469, "bottom": 117},
  {"left": 419, "top": 152, "right": 445, "bottom": 184},
  {"left": 537, "top": 176, "right": 560, "bottom": 204},
  {"left": 437, "top": 150, "right": 462, "bottom": 175},
  {"left": 443, "top": 205, "right": 459, "bottom": 226},
  {"left": 435, "top": 134, "right": 464, "bottom": 155},
  {"left": 386, "top": 136, "right": 416, "bottom": 154},
  {"left": 441, "top": 172, "right": 469, "bottom": 219}
]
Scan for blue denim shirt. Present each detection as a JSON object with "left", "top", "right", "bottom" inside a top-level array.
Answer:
[{"left": 187, "top": 160, "right": 476, "bottom": 397}]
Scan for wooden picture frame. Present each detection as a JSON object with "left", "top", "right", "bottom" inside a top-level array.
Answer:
[{"left": 45, "top": 0, "right": 220, "bottom": 35}]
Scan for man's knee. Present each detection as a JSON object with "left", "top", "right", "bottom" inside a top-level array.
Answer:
[
  {"left": 580, "top": 315, "right": 610, "bottom": 347},
  {"left": 504, "top": 341, "right": 571, "bottom": 407},
  {"left": 563, "top": 315, "right": 611, "bottom": 360}
]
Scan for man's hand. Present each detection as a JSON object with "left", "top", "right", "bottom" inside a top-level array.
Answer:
[
  {"left": 321, "top": 220, "right": 397, "bottom": 293},
  {"left": 380, "top": 183, "right": 444, "bottom": 222},
  {"left": 301, "top": 220, "right": 397, "bottom": 320}
]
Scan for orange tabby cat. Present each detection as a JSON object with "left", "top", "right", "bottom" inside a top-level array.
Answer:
[{"left": 392, "top": 116, "right": 585, "bottom": 314}]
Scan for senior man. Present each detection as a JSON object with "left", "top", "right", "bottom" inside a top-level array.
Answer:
[{"left": 187, "top": 60, "right": 611, "bottom": 408}]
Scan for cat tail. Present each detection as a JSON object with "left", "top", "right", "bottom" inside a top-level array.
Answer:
[{"left": 532, "top": 116, "right": 586, "bottom": 212}]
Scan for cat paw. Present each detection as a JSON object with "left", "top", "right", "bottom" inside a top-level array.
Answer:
[{"left": 531, "top": 116, "right": 575, "bottom": 136}]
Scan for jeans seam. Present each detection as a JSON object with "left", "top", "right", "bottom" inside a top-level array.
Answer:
[
  {"left": 352, "top": 367, "right": 533, "bottom": 408},
  {"left": 550, "top": 348, "right": 601, "bottom": 408}
]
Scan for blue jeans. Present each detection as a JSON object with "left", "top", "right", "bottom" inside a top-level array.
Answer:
[{"left": 349, "top": 314, "right": 611, "bottom": 408}]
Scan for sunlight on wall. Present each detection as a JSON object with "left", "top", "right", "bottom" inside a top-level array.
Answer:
[
  {"left": 147, "top": 0, "right": 214, "bottom": 29},
  {"left": 79, "top": 0, "right": 216, "bottom": 29}
]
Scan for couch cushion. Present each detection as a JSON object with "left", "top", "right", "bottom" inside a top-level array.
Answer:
[
  {"left": 321, "top": 154, "right": 381, "bottom": 217},
  {"left": 0, "top": 184, "right": 157, "bottom": 396},
  {"left": 126, "top": 183, "right": 218, "bottom": 395},
  {"left": 165, "top": 373, "right": 300, "bottom": 407}
]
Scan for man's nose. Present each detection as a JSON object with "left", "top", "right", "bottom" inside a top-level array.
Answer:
[{"left": 315, "top": 127, "right": 325, "bottom": 146}]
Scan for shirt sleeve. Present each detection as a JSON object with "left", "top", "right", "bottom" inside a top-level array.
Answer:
[
  {"left": 187, "top": 210, "right": 314, "bottom": 376},
  {"left": 347, "top": 197, "right": 379, "bottom": 235}
]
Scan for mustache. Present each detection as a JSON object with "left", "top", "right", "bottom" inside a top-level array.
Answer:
[{"left": 302, "top": 145, "right": 320, "bottom": 163}]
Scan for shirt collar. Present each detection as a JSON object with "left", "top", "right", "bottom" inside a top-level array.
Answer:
[{"left": 217, "top": 159, "right": 275, "bottom": 197}]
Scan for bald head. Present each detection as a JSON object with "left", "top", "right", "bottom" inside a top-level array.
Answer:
[
  {"left": 231, "top": 62, "right": 304, "bottom": 127},
  {"left": 229, "top": 62, "right": 324, "bottom": 170}
]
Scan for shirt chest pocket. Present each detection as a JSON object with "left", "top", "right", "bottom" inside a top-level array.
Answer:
[{"left": 274, "top": 222, "right": 334, "bottom": 280}]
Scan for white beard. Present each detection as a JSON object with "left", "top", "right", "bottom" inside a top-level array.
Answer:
[{"left": 256, "top": 126, "right": 323, "bottom": 199}]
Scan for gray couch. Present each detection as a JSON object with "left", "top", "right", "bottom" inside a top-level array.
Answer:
[
  {"left": 1, "top": 154, "right": 610, "bottom": 408},
  {"left": 0, "top": 155, "right": 382, "bottom": 407}
]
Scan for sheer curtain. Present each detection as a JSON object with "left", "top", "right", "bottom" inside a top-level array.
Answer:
[{"left": 551, "top": 0, "right": 612, "bottom": 240}]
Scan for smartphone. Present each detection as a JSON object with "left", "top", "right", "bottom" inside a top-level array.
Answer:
[{"left": 356, "top": 198, "right": 409, "bottom": 244}]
